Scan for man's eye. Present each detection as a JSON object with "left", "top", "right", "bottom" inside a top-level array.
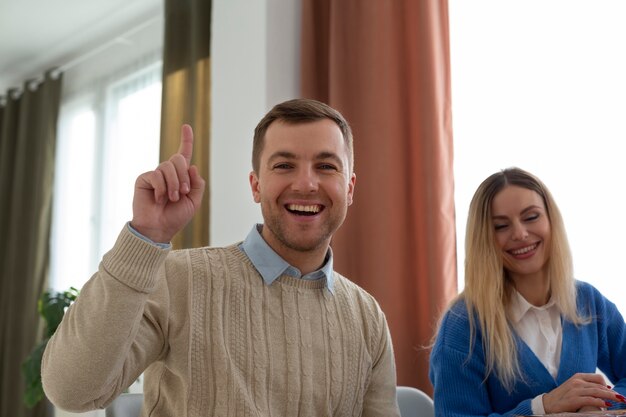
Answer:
[
  {"left": 273, "top": 163, "right": 292, "bottom": 169},
  {"left": 318, "top": 164, "right": 337, "bottom": 170}
]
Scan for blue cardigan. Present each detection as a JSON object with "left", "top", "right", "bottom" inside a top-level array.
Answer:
[{"left": 429, "top": 281, "right": 626, "bottom": 416}]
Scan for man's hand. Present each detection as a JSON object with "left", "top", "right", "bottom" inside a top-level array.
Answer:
[
  {"left": 130, "top": 124, "right": 205, "bottom": 243},
  {"left": 542, "top": 373, "right": 621, "bottom": 413}
]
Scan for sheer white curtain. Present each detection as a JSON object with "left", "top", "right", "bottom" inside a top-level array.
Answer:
[
  {"left": 450, "top": 1, "right": 626, "bottom": 315},
  {"left": 50, "top": 56, "right": 162, "bottom": 293}
]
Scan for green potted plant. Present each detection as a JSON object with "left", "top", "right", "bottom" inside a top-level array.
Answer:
[{"left": 22, "top": 287, "right": 79, "bottom": 407}]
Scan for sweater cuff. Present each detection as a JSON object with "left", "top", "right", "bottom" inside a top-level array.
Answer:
[
  {"left": 127, "top": 222, "right": 172, "bottom": 249},
  {"left": 532, "top": 394, "right": 546, "bottom": 415},
  {"left": 101, "top": 225, "right": 170, "bottom": 292}
]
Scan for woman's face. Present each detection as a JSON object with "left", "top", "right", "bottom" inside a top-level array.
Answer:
[{"left": 491, "top": 185, "right": 551, "bottom": 282}]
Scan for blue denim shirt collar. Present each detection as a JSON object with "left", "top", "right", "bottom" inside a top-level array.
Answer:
[{"left": 239, "top": 224, "right": 335, "bottom": 294}]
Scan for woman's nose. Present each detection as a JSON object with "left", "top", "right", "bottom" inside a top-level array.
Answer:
[{"left": 511, "top": 222, "right": 529, "bottom": 241}]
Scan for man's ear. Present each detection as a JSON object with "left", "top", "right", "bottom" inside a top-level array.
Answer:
[
  {"left": 249, "top": 171, "right": 261, "bottom": 203},
  {"left": 347, "top": 172, "right": 356, "bottom": 206}
]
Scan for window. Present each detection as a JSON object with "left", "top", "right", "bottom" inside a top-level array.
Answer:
[
  {"left": 450, "top": 1, "right": 626, "bottom": 314},
  {"left": 50, "top": 60, "right": 162, "bottom": 293}
]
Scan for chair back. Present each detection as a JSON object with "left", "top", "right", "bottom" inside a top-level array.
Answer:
[
  {"left": 105, "top": 388, "right": 432, "bottom": 417},
  {"left": 396, "top": 386, "right": 434, "bottom": 417},
  {"left": 105, "top": 393, "right": 143, "bottom": 417}
]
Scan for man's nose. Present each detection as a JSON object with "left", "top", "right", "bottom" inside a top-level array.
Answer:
[{"left": 291, "top": 167, "right": 319, "bottom": 193}]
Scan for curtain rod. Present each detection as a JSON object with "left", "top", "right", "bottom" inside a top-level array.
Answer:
[{"left": 1, "top": 14, "right": 162, "bottom": 101}]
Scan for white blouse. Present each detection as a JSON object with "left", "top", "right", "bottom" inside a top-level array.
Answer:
[{"left": 509, "top": 289, "right": 562, "bottom": 414}]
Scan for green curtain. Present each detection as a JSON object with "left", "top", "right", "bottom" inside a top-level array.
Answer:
[
  {"left": 160, "top": 0, "right": 212, "bottom": 249},
  {"left": 0, "top": 70, "right": 62, "bottom": 417}
]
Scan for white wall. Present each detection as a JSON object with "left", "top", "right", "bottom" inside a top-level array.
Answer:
[{"left": 210, "top": 0, "right": 301, "bottom": 246}]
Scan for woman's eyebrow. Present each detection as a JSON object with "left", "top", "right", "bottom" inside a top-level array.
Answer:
[
  {"left": 520, "top": 205, "right": 542, "bottom": 215},
  {"left": 492, "top": 205, "right": 543, "bottom": 220}
]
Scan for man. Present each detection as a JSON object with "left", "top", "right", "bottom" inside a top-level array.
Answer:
[{"left": 42, "top": 99, "right": 400, "bottom": 416}]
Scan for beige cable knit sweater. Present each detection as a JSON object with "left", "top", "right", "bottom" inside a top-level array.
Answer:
[{"left": 42, "top": 226, "right": 400, "bottom": 416}]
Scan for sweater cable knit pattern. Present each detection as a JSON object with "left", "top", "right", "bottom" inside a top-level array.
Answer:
[{"left": 41, "top": 226, "right": 399, "bottom": 417}]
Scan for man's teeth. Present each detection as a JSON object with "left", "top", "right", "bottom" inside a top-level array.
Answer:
[
  {"left": 287, "top": 204, "right": 320, "bottom": 213},
  {"left": 510, "top": 243, "right": 538, "bottom": 255}
]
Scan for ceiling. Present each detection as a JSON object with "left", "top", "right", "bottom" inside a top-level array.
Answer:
[{"left": 0, "top": 0, "right": 163, "bottom": 93}]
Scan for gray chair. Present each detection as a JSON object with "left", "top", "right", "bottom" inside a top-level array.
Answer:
[
  {"left": 396, "top": 386, "right": 434, "bottom": 417},
  {"left": 106, "top": 388, "right": 433, "bottom": 417},
  {"left": 105, "top": 393, "right": 143, "bottom": 417}
]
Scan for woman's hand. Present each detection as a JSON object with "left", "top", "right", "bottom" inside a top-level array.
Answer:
[{"left": 542, "top": 373, "right": 624, "bottom": 413}]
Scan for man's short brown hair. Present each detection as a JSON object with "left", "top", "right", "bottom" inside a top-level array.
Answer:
[{"left": 252, "top": 98, "right": 354, "bottom": 173}]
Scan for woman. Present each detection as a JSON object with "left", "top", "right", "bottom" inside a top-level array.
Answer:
[{"left": 429, "top": 167, "right": 626, "bottom": 416}]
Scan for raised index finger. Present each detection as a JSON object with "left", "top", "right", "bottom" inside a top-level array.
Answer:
[{"left": 178, "top": 124, "right": 194, "bottom": 165}]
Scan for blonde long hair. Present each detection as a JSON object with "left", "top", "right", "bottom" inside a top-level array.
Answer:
[{"left": 460, "top": 167, "right": 586, "bottom": 391}]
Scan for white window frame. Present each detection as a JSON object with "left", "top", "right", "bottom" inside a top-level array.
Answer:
[{"left": 50, "top": 55, "right": 162, "bottom": 293}]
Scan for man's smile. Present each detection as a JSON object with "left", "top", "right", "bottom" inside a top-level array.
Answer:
[{"left": 285, "top": 203, "right": 324, "bottom": 216}]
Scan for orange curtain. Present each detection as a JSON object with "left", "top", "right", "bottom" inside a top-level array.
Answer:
[{"left": 301, "top": 0, "right": 457, "bottom": 394}]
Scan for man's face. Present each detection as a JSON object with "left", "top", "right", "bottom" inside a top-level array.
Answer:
[{"left": 249, "top": 119, "right": 356, "bottom": 258}]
